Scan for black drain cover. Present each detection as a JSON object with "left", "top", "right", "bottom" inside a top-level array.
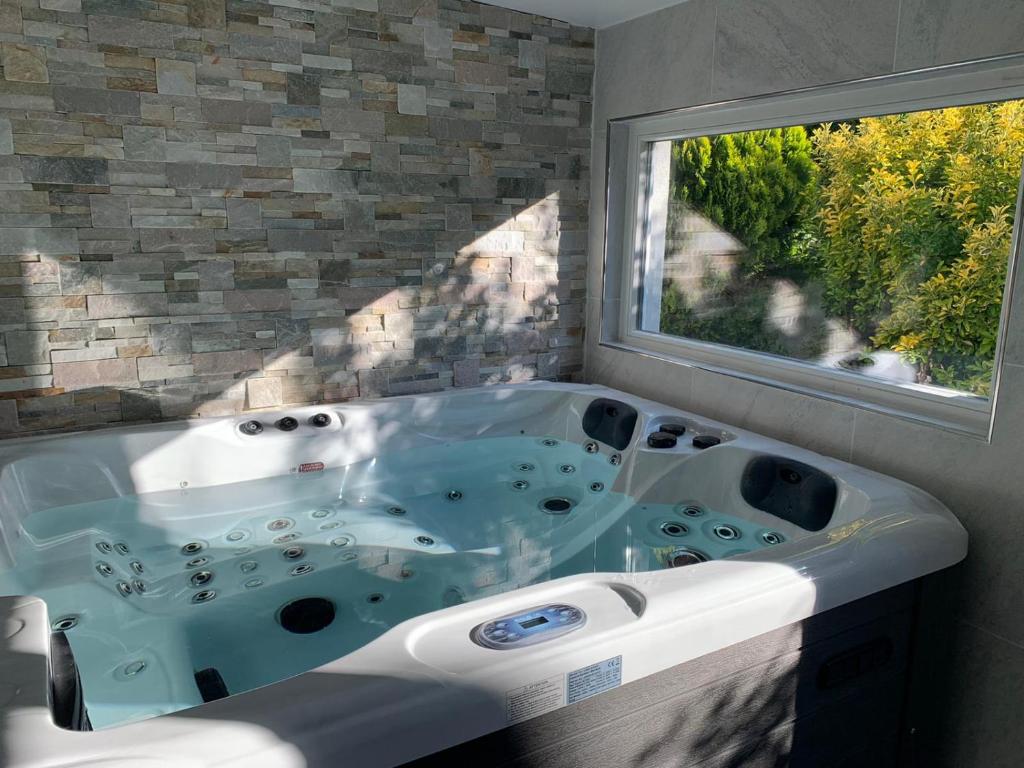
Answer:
[
  {"left": 541, "top": 497, "right": 574, "bottom": 514},
  {"left": 195, "top": 667, "right": 230, "bottom": 703},
  {"left": 279, "top": 597, "right": 336, "bottom": 634}
]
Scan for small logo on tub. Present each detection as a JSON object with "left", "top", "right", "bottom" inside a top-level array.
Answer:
[{"left": 298, "top": 462, "right": 325, "bottom": 474}]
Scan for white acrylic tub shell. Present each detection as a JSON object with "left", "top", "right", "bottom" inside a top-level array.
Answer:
[{"left": 0, "top": 382, "right": 967, "bottom": 768}]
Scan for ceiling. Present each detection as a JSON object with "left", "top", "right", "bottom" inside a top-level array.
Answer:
[{"left": 489, "top": 0, "right": 686, "bottom": 29}]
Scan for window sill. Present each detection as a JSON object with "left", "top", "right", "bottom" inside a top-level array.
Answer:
[{"left": 601, "top": 333, "right": 994, "bottom": 440}]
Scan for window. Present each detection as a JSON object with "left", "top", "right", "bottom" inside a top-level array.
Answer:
[{"left": 606, "top": 59, "right": 1024, "bottom": 435}]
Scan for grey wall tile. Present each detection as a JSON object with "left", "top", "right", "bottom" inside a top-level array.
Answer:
[
  {"left": 713, "top": 0, "right": 899, "bottom": 100},
  {"left": 896, "top": 0, "right": 1024, "bottom": 70},
  {"left": 594, "top": 0, "right": 716, "bottom": 122}
]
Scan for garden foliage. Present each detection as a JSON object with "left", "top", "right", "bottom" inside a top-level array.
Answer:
[{"left": 662, "top": 102, "right": 1024, "bottom": 395}]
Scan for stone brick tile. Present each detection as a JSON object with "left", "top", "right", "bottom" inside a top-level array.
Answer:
[
  {"left": 2, "top": 43, "right": 48, "bottom": 83},
  {"left": 0, "top": 228, "right": 79, "bottom": 256},
  {"left": 246, "top": 376, "right": 282, "bottom": 408},
  {"left": 22, "top": 157, "right": 108, "bottom": 185},
  {"left": 87, "top": 293, "right": 169, "bottom": 320},
  {"left": 5, "top": 331, "right": 51, "bottom": 366},
  {"left": 453, "top": 357, "right": 480, "bottom": 388},
  {"left": 192, "top": 349, "right": 262, "bottom": 375},
  {"left": 155, "top": 58, "right": 196, "bottom": 96},
  {"left": 52, "top": 357, "right": 139, "bottom": 391},
  {"left": 223, "top": 289, "right": 291, "bottom": 313}
]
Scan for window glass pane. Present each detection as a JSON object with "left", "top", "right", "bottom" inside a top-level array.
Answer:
[{"left": 640, "top": 101, "right": 1024, "bottom": 397}]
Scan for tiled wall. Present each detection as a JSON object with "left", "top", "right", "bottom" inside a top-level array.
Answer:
[
  {"left": 0, "top": 0, "right": 593, "bottom": 434},
  {"left": 587, "top": 1, "right": 1024, "bottom": 766}
]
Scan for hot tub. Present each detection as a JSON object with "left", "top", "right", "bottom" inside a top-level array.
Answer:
[{"left": 0, "top": 382, "right": 966, "bottom": 767}]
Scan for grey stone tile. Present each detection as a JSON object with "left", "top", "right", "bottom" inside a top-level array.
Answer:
[
  {"left": 58, "top": 261, "right": 102, "bottom": 294},
  {"left": 596, "top": 1, "right": 715, "bottom": 119},
  {"left": 120, "top": 389, "right": 162, "bottom": 422},
  {"left": 87, "top": 15, "right": 194, "bottom": 48},
  {"left": 455, "top": 59, "right": 507, "bottom": 87},
  {"left": 0, "top": 228, "right": 79, "bottom": 255},
  {"left": 139, "top": 228, "right": 215, "bottom": 253},
  {"left": 292, "top": 168, "right": 357, "bottom": 194},
  {"left": 0, "top": 119, "right": 11, "bottom": 155},
  {"left": 519, "top": 40, "right": 546, "bottom": 71},
  {"left": 22, "top": 156, "right": 109, "bottom": 185},
  {"left": 357, "top": 367, "right": 389, "bottom": 398},
  {"left": 453, "top": 357, "right": 479, "bottom": 387},
  {"left": 201, "top": 98, "right": 272, "bottom": 126},
  {"left": 397, "top": 83, "right": 426, "bottom": 115},
  {"left": 151, "top": 323, "right": 191, "bottom": 355},
  {"left": 192, "top": 349, "right": 262, "bottom": 375},
  {"left": 226, "top": 198, "right": 261, "bottom": 228},
  {"left": 188, "top": 0, "right": 225, "bottom": 29},
  {"left": 267, "top": 229, "right": 333, "bottom": 252},
  {"left": 229, "top": 33, "right": 302, "bottom": 65},
  {"left": 137, "top": 355, "right": 194, "bottom": 382},
  {"left": 321, "top": 107, "right": 385, "bottom": 135},
  {"left": 429, "top": 116, "right": 482, "bottom": 142},
  {"left": 423, "top": 26, "right": 452, "bottom": 59},
  {"left": 156, "top": 58, "right": 196, "bottom": 96},
  {"left": 89, "top": 195, "right": 130, "bottom": 228},
  {"left": 371, "top": 142, "right": 400, "bottom": 173},
  {"left": 123, "top": 125, "right": 167, "bottom": 162},
  {"left": 53, "top": 86, "right": 140, "bottom": 116},
  {"left": 256, "top": 135, "right": 291, "bottom": 167},
  {"left": 5, "top": 331, "right": 51, "bottom": 365},
  {"left": 87, "top": 293, "right": 169, "bottom": 319},
  {"left": 166, "top": 162, "right": 243, "bottom": 189},
  {"left": 344, "top": 201, "right": 375, "bottom": 232},
  {"left": 896, "top": 0, "right": 1024, "bottom": 69},
  {"left": 445, "top": 203, "right": 472, "bottom": 231},
  {"left": 224, "top": 289, "right": 291, "bottom": 313},
  {"left": 713, "top": 0, "right": 899, "bottom": 101},
  {"left": 286, "top": 72, "right": 320, "bottom": 105}
]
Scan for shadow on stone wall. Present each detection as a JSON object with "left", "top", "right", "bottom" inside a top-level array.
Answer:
[{"left": 0, "top": 0, "right": 593, "bottom": 437}]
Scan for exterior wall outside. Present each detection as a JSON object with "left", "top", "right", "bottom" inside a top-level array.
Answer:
[
  {"left": 586, "top": 2, "right": 1024, "bottom": 766},
  {"left": 0, "top": 0, "right": 593, "bottom": 435}
]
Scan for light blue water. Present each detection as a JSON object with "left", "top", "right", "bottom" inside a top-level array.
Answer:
[{"left": 0, "top": 436, "right": 782, "bottom": 729}]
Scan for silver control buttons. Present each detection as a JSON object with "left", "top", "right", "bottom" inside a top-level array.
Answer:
[{"left": 471, "top": 603, "right": 586, "bottom": 650}]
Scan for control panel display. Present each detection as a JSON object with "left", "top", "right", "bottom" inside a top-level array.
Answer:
[{"left": 471, "top": 603, "right": 586, "bottom": 650}]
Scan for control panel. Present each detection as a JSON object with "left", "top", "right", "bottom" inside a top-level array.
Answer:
[{"left": 471, "top": 603, "right": 586, "bottom": 650}]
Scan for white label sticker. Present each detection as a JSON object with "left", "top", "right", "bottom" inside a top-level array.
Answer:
[
  {"left": 567, "top": 656, "right": 622, "bottom": 704},
  {"left": 506, "top": 674, "right": 565, "bottom": 724}
]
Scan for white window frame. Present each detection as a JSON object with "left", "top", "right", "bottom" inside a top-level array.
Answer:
[{"left": 602, "top": 55, "right": 1024, "bottom": 438}]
